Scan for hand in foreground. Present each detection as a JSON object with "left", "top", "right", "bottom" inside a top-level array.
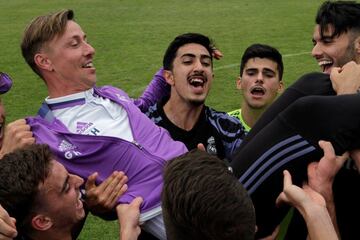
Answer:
[
  {"left": 330, "top": 61, "right": 360, "bottom": 94},
  {"left": 84, "top": 171, "right": 128, "bottom": 215},
  {"left": 0, "top": 204, "right": 17, "bottom": 240},
  {"left": 116, "top": 197, "right": 143, "bottom": 240},
  {"left": 0, "top": 119, "right": 35, "bottom": 159},
  {"left": 307, "top": 140, "right": 348, "bottom": 201},
  {"left": 276, "top": 170, "right": 326, "bottom": 214}
]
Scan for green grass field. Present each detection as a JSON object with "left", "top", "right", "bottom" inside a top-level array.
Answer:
[{"left": 0, "top": 0, "right": 325, "bottom": 239}]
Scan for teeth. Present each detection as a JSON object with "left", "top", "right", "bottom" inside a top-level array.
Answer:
[
  {"left": 318, "top": 60, "right": 332, "bottom": 66},
  {"left": 80, "top": 189, "right": 85, "bottom": 200},
  {"left": 190, "top": 78, "right": 204, "bottom": 84},
  {"left": 82, "top": 62, "right": 93, "bottom": 68}
]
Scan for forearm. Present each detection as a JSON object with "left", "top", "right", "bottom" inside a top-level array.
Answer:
[
  {"left": 324, "top": 197, "right": 340, "bottom": 238},
  {"left": 133, "top": 68, "right": 170, "bottom": 112},
  {"left": 302, "top": 205, "right": 338, "bottom": 240}
]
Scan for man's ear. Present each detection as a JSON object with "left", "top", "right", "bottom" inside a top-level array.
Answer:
[
  {"left": 32, "top": 214, "right": 53, "bottom": 231},
  {"left": 34, "top": 53, "right": 53, "bottom": 72},
  {"left": 354, "top": 36, "right": 360, "bottom": 56},
  {"left": 277, "top": 81, "right": 285, "bottom": 93},
  {"left": 236, "top": 76, "right": 242, "bottom": 90},
  {"left": 163, "top": 70, "right": 175, "bottom": 85}
]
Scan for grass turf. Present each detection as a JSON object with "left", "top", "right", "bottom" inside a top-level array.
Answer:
[{"left": 0, "top": 1, "right": 324, "bottom": 239}]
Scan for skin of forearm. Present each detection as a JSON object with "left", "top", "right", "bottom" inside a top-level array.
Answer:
[{"left": 303, "top": 204, "right": 338, "bottom": 240}]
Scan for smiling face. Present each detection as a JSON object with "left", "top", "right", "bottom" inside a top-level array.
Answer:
[
  {"left": 165, "top": 43, "right": 213, "bottom": 106},
  {"left": 38, "top": 160, "right": 85, "bottom": 229},
  {"left": 38, "top": 20, "right": 96, "bottom": 96},
  {"left": 238, "top": 57, "right": 283, "bottom": 109},
  {"left": 312, "top": 24, "right": 356, "bottom": 74}
]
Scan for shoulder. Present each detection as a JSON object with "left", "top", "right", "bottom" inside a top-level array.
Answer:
[
  {"left": 205, "top": 106, "right": 246, "bottom": 135},
  {"left": 145, "top": 102, "right": 163, "bottom": 124},
  {"left": 228, "top": 109, "right": 241, "bottom": 120},
  {"left": 96, "top": 85, "right": 130, "bottom": 99}
]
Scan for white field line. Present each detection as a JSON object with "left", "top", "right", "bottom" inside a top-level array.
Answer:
[
  {"left": 130, "top": 51, "right": 311, "bottom": 95},
  {"left": 214, "top": 51, "right": 311, "bottom": 70}
]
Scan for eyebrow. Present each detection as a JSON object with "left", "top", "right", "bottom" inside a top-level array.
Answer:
[
  {"left": 61, "top": 175, "right": 70, "bottom": 193},
  {"left": 245, "top": 68, "right": 276, "bottom": 74},
  {"left": 181, "top": 53, "right": 211, "bottom": 59},
  {"left": 263, "top": 68, "right": 276, "bottom": 74}
]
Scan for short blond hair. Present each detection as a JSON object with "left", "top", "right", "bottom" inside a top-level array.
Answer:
[{"left": 21, "top": 9, "right": 74, "bottom": 79}]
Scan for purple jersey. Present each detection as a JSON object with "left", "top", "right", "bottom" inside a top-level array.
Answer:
[{"left": 27, "top": 85, "right": 187, "bottom": 214}]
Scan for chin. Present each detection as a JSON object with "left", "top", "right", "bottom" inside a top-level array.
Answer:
[
  {"left": 189, "top": 99, "right": 205, "bottom": 106},
  {"left": 76, "top": 209, "right": 86, "bottom": 221}
]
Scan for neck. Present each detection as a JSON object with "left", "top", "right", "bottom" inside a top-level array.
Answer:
[
  {"left": 44, "top": 76, "right": 91, "bottom": 99},
  {"left": 163, "top": 96, "right": 204, "bottom": 131},
  {"left": 30, "top": 230, "right": 72, "bottom": 240},
  {"left": 240, "top": 103, "right": 266, "bottom": 128}
]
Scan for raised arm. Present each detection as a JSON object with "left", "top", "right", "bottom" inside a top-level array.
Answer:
[
  {"left": 307, "top": 141, "right": 348, "bottom": 237},
  {"left": 133, "top": 68, "right": 170, "bottom": 112},
  {"left": 276, "top": 170, "right": 338, "bottom": 240}
]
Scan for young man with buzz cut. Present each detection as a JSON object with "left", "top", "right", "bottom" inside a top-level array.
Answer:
[{"left": 228, "top": 43, "right": 284, "bottom": 131}]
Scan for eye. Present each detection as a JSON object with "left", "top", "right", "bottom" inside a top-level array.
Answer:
[
  {"left": 202, "top": 61, "right": 211, "bottom": 67},
  {"left": 65, "top": 183, "right": 70, "bottom": 193},
  {"left": 246, "top": 70, "right": 256, "bottom": 76},
  {"left": 70, "top": 41, "right": 79, "bottom": 47},
  {"left": 182, "top": 59, "right": 193, "bottom": 65},
  {"left": 264, "top": 72, "right": 275, "bottom": 78},
  {"left": 321, "top": 37, "right": 333, "bottom": 44}
]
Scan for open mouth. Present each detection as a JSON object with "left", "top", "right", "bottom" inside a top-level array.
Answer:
[
  {"left": 76, "top": 189, "right": 84, "bottom": 209},
  {"left": 188, "top": 74, "right": 207, "bottom": 88},
  {"left": 250, "top": 86, "right": 266, "bottom": 96},
  {"left": 318, "top": 60, "right": 333, "bottom": 73},
  {"left": 82, "top": 62, "right": 94, "bottom": 69}
]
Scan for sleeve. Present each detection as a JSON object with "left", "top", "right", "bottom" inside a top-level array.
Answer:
[{"left": 133, "top": 68, "right": 170, "bottom": 112}]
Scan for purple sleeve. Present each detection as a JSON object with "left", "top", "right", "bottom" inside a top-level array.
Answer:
[
  {"left": 133, "top": 68, "right": 170, "bottom": 112},
  {"left": 0, "top": 72, "right": 13, "bottom": 94}
]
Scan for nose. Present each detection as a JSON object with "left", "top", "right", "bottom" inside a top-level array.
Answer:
[
  {"left": 70, "top": 174, "right": 84, "bottom": 187},
  {"left": 255, "top": 73, "right": 264, "bottom": 83},
  {"left": 193, "top": 59, "right": 204, "bottom": 72},
  {"left": 311, "top": 43, "right": 322, "bottom": 59},
  {"left": 84, "top": 41, "right": 95, "bottom": 57}
]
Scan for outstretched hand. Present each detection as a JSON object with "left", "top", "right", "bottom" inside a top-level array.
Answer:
[
  {"left": 276, "top": 170, "right": 326, "bottom": 214},
  {"left": 307, "top": 140, "right": 348, "bottom": 201},
  {"left": 84, "top": 171, "right": 128, "bottom": 215}
]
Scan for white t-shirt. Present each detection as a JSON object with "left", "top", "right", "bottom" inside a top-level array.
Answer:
[{"left": 45, "top": 88, "right": 134, "bottom": 142}]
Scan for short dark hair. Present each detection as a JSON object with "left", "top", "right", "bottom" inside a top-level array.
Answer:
[
  {"left": 316, "top": 1, "right": 360, "bottom": 39},
  {"left": 21, "top": 9, "right": 74, "bottom": 79},
  {"left": 162, "top": 149, "right": 256, "bottom": 240},
  {"left": 0, "top": 144, "right": 53, "bottom": 236},
  {"left": 240, "top": 43, "right": 284, "bottom": 80},
  {"left": 163, "top": 33, "right": 214, "bottom": 70}
]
